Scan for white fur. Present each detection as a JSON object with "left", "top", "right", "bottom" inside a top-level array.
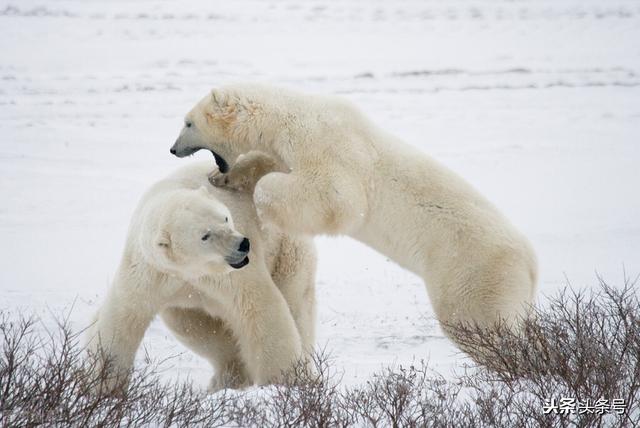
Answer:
[
  {"left": 85, "top": 161, "right": 317, "bottom": 391},
  {"left": 172, "top": 84, "right": 538, "bottom": 351}
]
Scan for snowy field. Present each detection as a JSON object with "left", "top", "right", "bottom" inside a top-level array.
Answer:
[{"left": 1, "top": 0, "right": 639, "bottom": 388}]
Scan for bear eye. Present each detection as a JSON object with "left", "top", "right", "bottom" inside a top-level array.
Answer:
[
  {"left": 201, "top": 232, "right": 211, "bottom": 241},
  {"left": 225, "top": 217, "right": 228, "bottom": 223},
  {"left": 185, "top": 121, "right": 192, "bottom": 128}
]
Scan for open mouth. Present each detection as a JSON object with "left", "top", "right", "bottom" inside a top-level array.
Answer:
[
  {"left": 171, "top": 146, "right": 229, "bottom": 173},
  {"left": 211, "top": 151, "right": 229, "bottom": 174},
  {"left": 228, "top": 256, "right": 249, "bottom": 269}
]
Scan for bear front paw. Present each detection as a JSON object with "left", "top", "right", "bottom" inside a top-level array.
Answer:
[
  {"left": 208, "top": 169, "right": 230, "bottom": 187},
  {"left": 208, "top": 168, "right": 250, "bottom": 192}
]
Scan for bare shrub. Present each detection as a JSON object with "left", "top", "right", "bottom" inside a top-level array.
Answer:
[
  {"left": 447, "top": 275, "right": 640, "bottom": 427},
  {"left": 230, "top": 349, "right": 353, "bottom": 427},
  {"left": 0, "top": 312, "right": 229, "bottom": 427},
  {"left": 343, "top": 362, "right": 466, "bottom": 428},
  {"left": 1, "top": 277, "right": 638, "bottom": 427}
]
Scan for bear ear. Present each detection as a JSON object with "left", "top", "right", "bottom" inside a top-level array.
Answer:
[
  {"left": 210, "top": 88, "right": 242, "bottom": 123},
  {"left": 210, "top": 89, "right": 227, "bottom": 107},
  {"left": 154, "top": 229, "right": 177, "bottom": 265},
  {"left": 156, "top": 229, "right": 171, "bottom": 249}
]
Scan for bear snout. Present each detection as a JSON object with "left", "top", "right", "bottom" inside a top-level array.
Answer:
[
  {"left": 225, "top": 237, "right": 250, "bottom": 269},
  {"left": 238, "top": 237, "right": 250, "bottom": 253},
  {"left": 170, "top": 140, "right": 201, "bottom": 158}
]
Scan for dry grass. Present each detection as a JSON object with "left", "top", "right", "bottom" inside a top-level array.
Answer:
[
  {"left": 1, "top": 277, "right": 638, "bottom": 427},
  {"left": 0, "top": 312, "right": 228, "bottom": 427}
]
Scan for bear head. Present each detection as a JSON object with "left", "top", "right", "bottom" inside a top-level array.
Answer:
[
  {"left": 145, "top": 186, "right": 250, "bottom": 279},
  {"left": 170, "top": 85, "right": 283, "bottom": 174}
]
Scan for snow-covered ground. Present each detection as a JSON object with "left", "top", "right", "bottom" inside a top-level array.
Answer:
[{"left": 1, "top": 0, "right": 639, "bottom": 388}]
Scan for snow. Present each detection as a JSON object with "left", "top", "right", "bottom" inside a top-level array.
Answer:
[{"left": 1, "top": 0, "right": 639, "bottom": 388}]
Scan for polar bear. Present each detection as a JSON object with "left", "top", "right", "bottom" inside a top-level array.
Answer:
[
  {"left": 170, "top": 84, "right": 538, "bottom": 355},
  {"left": 86, "top": 161, "right": 317, "bottom": 391}
]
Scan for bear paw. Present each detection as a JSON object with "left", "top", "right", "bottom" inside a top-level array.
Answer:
[{"left": 208, "top": 169, "right": 249, "bottom": 192}]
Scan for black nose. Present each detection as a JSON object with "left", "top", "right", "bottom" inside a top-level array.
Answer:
[
  {"left": 238, "top": 237, "right": 250, "bottom": 253},
  {"left": 170, "top": 148, "right": 176, "bottom": 155}
]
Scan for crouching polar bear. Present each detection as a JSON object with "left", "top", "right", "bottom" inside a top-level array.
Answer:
[
  {"left": 170, "top": 84, "right": 538, "bottom": 355},
  {"left": 86, "top": 161, "right": 316, "bottom": 391}
]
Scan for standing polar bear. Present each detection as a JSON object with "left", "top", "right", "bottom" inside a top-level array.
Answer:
[
  {"left": 86, "top": 161, "right": 316, "bottom": 391},
  {"left": 170, "top": 84, "right": 538, "bottom": 354}
]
